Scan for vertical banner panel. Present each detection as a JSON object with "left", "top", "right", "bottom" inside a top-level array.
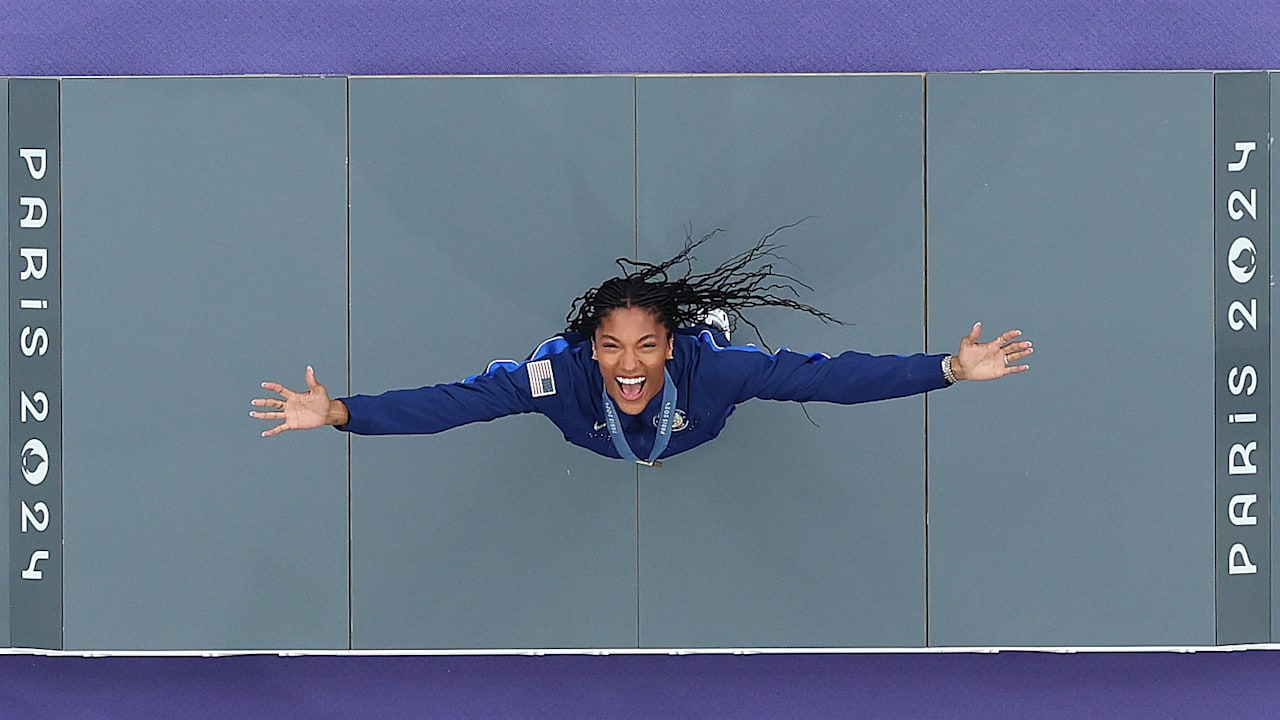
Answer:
[
  {"left": 1273, "top": 70, "right": 1280, "bottom": 643},
  {"left": 60, "top": 78, "right": 349, "bottom": 651},
  {"left": 1215, "top": 72, "right": 1271, "bottom": 645},
  {"left": 635, "top": 75, "right": 928, "bottom": 648},
  {"left": 927, "top": 73, "right": 1215, "bottom": 647},
  {"left": 8, "top": 78, "right": 62, "bottom": 650},
  {"left": 0, "top": 78, "right": 9, "bottom": 647},
  {"left": 348, "top": 77, "right": 638, "bottom": 650}
]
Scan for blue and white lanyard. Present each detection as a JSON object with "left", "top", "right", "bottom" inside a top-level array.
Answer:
[{"left": 601, "top": 368, "right": 677, "bottom": 467}]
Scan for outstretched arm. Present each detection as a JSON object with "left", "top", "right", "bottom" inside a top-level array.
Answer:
[
  {"left": 724, "top": 321, "right": 1031, "bottom": 405},
  {"left": 950, "top": 322, "right": 1033, "bottom": 381},
  {"left": 251, "top": 366, "right": 349, "bottom": 437}
]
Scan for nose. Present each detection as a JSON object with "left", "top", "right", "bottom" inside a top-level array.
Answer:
[{"left": 619, "top": 349, "right": 641, "bottom": 373}]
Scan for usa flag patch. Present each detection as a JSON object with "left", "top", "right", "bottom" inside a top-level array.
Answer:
[{"left": 527, "top": 359, "right": 557, "bottom": 398}]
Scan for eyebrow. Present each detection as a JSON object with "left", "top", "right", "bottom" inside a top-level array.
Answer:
[{"left": 599, "top": 333, "right": 658, "bottom": 343}]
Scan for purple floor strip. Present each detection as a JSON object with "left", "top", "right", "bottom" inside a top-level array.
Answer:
[{"left": 1, "top": 651, "right": 1278, "bottom": 719}]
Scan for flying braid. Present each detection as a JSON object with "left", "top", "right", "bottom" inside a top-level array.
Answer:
[{"left": 564, "top": 220, "right": 843, "bottom": 349}]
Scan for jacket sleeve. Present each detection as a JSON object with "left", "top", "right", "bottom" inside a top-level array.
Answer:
[
  {"left": 337, "top": 363, "right": 539, "bottom": 436},
  {"left": 715, "top": 344, "right": 951, "bottom": 405}
]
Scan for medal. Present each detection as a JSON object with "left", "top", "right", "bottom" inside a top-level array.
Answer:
[{"left": 601, "top": 368, "right": 676, "bottom": 467}]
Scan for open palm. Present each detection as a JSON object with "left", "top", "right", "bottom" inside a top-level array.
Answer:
[
  {"left": 250, "top": 366, "right": 340, "bottom": 437},
  {"left": 954, "top": 322, "right": 1033, "bottom": 381}
]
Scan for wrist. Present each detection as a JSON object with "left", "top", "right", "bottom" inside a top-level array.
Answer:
[
  {"left": 326, "top": 399, "right": 350, "bottom": 426},
  {"left": 942, "top": 355, "right": 960, "bottom": 384}
]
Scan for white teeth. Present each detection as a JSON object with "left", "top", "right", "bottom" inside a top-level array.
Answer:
[{"left": 618, "top": 377, "right": 644, "bottom": 385}]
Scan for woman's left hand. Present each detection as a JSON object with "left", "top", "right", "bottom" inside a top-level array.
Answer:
[{"left": 952, "top": 322, "right": 1032, "bottom": 381}]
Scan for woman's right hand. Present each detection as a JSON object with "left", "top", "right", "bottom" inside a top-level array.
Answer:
[{"left": 251, "top": 366, "right": 349, "bottom": 437}]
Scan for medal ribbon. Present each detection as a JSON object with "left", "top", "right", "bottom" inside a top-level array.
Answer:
[{"left": 601, "top": 368, "right": 676, "bottom": 467}]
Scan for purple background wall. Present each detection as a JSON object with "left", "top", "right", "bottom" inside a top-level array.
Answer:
[
  {"left": 3, "top": 0, "right": 1279, "bottom": 76},
  {"left": 4, "top": 1, "right": 1280, "bottom": 717}
]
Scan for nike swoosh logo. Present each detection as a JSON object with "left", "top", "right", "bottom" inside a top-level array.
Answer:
[{"left": 594, "top": 421, "right": 608, "bottom": 431}]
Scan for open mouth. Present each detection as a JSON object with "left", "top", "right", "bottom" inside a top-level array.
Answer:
[{"left": 616, "top": 376, "right": 645, "bottom": 402}]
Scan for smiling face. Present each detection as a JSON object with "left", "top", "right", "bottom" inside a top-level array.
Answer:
[{"left": 593, "top": 306, "right": 674, "bottom": 415}]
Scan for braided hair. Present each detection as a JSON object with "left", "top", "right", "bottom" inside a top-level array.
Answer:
[{"left": 565, "top": 220, "right": 843, "bottom": 349}]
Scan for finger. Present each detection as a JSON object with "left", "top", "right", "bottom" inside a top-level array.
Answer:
[
  {"left": 998, "top": 343, "right": 1032, "bottom": 361},
  {"left": 261, "top": 422, "right": 292, "bottom": 438},
  {"left": 995, "top": 329, "right": 1023, "bottom": 346},
  {"left": 305, "top": 365, "right": 319, "bottom": 390},
  {"left": 250, "top": 398, "right": 286, "bottom": 409},
  {"left": 261, "top": 381, "right": 296, "bottom": 400},
  {"left": 1006, "top": 346, "right": 1034, "bottom": 363},
  {"left": 968, "top": 322, "right": 982, "bottom": 343},
  {"left": 249, "top": 410, "right": 285, "bottom": 421}
]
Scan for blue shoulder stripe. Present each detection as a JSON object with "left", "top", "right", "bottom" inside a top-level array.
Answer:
[
  {"left": 694, "top": 328, "right": 831, "bottom": 362},
  {"left": 528, "top": 335, "right": 572, "bottom": 361},
  {"left": 462, "top": 334, "right": 575, "bottom": 384}
]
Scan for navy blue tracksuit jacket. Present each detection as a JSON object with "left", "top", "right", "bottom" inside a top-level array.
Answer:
[{"left": 338, "top": 328, "right": 951, "bottom": 461}]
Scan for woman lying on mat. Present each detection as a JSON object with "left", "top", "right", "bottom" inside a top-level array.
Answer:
[{"left": 251, "top": 227, "right": 1031, "bottom": 466}]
